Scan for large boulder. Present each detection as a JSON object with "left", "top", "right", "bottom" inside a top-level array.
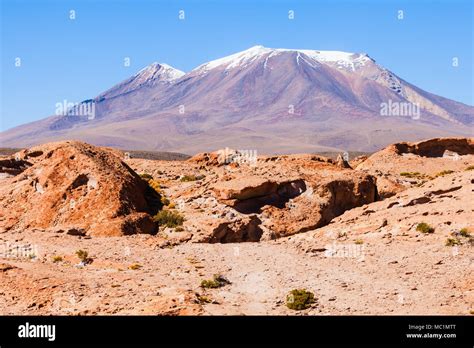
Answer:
[
  {"left": 259, "top": 171, "right": 378, "bottom": 238},
  {"left": 211, "top": 176, "right": 306, "bottom": 213},
  {"left": 0, "top": 141, "right": 156, "bottom": 236},
  {"left": 212, "top": 176, "right": 278, "bottom": 200},
  {"left": 205, "top": 156, "right": 378, "bottom": 240}
]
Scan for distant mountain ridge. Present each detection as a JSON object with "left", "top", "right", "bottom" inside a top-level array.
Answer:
[{"left": 1, "top": 45, "right": 472, "bottom": 154}]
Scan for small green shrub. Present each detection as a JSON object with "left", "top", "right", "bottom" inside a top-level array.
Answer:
[
  {"left": 286, "top": 289, "right": 316, "bottom": 310},
  {"left": 128, "top": 263, "right": 142, "bottom": 270},
  {"left": 75, "top": 250, "right": 92, "bottom": 264},
  {"left": 180, "top": 175, "right": 198, "bottom": 182},
  {"left": 416, "top": 222, "right": 434, "bottom": 234},
  {"left": 153, "top": 210, "right": 184, "bottom": 228},
  {"left": 143, "top": 177, "right": 172, "bottom": 207},
  {"left": 175, "top": 226, "right": 185, "bottom": 232},
  {"left": 160, "top": 196, "right": 170, "bottom": 206},
  {"left": 354, "top": 239, "right": 364, "bottom": 245},
  {"left": 147, "top": 179, "right": 162, "bottom": 194},
  {"left": 435, "top": 170, "right": 454, "bottom": 177},
  {"left": 399, "top": 172, "right": 433, "bottom": 181},
  {"left": 400, "top": 172, "right": 421, "bottom": 178},
  {"left": 465, "top": 165, "right": 474, "bottom": 171},
  {"left": 196, "top": 295, "right": 212, "bottom": 304},
  {"left": 76, "top": 250, "right": 88, "bottom": 261},
  {"left": 459, "top": 228, "right": 471, "bottom": 237},
  {"left": 337, "top": 231, "right": 347, "bottom": 238},
  {"left": 200, "top": 274, "right": 231, "bottom": 289},
  {"left": 140, "top": 173, "right": 154, "bottom": 180},
  {"left": 445, "top": 238, "right": 461, "bottom": 247},
  {"left": 52, "top": 255, "right": 63, "bottom": 263}
]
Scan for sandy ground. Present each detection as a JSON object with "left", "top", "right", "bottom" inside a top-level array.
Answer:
[{"left": 0, "top": 219, "right": 471, "bottom": 315}]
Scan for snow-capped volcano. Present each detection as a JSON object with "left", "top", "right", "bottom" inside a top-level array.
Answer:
[
  {"left": 193, "top": 45, "right": 373, "bottom": 73},
  {"left": 1, "top": 45, "right": 472, "bottom": 153}
]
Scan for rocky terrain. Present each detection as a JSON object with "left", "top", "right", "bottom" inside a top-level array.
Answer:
[{"left": 0, "top": 137, "right": 472, "bottom": 315}]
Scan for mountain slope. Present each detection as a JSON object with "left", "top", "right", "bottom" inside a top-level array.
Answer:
[
  {"left": 100, "top": 62, "right": 185, "bottom": 99},
  {"left": 1, "top": 45, "right": 472, "bottom": 154}
]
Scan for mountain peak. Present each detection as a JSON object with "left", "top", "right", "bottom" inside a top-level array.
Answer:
[
  {"left": 135, "top": 62, "right": 185, "bottom": 82},
  {"left": 193, "top": 45, "right": 374, "bottom": 73},
  {"left": 193, "top": 46, "right": 273, "bottom": 73},
  {"left": 2, "top": 45, "right": 471, "bottom": 153},
  {"left": 98, "top": 62, "right": 185, "bottom": 100}
]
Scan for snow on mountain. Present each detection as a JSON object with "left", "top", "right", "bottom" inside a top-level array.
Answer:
[
  {"left": 99, "top": 62, "right": 184, "bottom": 99},
  {"left": 298, "top": 50, "right": 373, "bottom": 71},
  {"left": 1, "top": 45, "right": 472, "bottom": 154},
  {"left": 135, "top": 62, "right": 185, "bottom": 82},
  {"left": 194, "top": 45, "right": 273, "bottom": 72},
  {"left": 193, "top": 45, "right": 374, "bottom": 73}
]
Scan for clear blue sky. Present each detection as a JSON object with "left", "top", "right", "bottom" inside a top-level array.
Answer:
[{"left": 1, "top": 0, "right": 472, "bottom": 131}]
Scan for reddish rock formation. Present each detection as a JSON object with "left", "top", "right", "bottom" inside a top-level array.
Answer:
[
  {"left": 259, "top": 172, "right": 377, "bottom": 238},
  {"left": 390, "top": 137, "right": 474, "bottom": 157},
  {"left": 148, "top": 153, "right": 379, "bottom": 242},
  {"left": 356, "top": 137, "right": 474, "bottom": 197},
  {"left": 0, "top": 141, "right": 156, "bottom": 236},
  {"left": 357, "top": 138, "right": 474, "bottom": 174}
]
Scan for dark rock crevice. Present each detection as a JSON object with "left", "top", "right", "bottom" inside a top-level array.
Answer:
[{"left": 233, "top": 179, "right": 307, "bottom": 214}]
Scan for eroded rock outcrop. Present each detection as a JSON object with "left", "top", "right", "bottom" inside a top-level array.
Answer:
[
  {"left": 356, "top": 137, "right": 474, "bottom": 197},
  {"left": 211, "top": 176, "right": 306, "bottom": 214},
  {"left": 131, "top": 152, "right": 379, "bottom": 242},
  {"left": 357, "top": 137, "right": 474, "bottom": 174},
  {"left": 258, "top": 172, "right": 377, "bottom": 238},
  {"left": 0, "top": 141, "right": 156, "bottom": 236},
  {"left": 391, "top": 137, "right": 474, "bottom": 157}
]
